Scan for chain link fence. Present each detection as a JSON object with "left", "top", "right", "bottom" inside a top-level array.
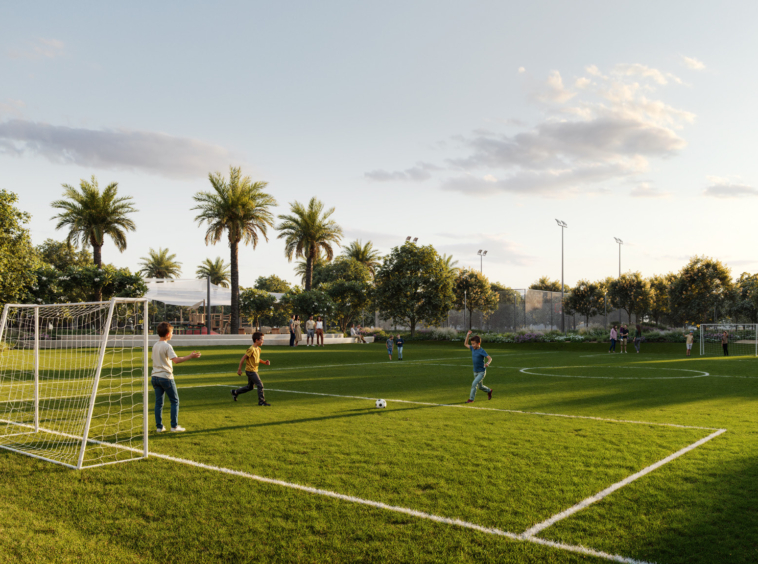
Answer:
[{"left": 377, "top": 289, "right": 637, "bottom": 332}]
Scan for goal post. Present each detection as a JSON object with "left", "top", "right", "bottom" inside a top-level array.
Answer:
[
  {"left": 0, "top": 298, "right": 149, "bottom": 469},
  {"left": 699, "top": 323, "right": 758, "bottom": 357}
]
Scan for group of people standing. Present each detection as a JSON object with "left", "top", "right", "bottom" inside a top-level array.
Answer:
[
  {"left": 608, "top": 324, "right": 643, "bottom": 353},
  {"left": 288, "top": 315, "right": 325, "bottom": 347}
]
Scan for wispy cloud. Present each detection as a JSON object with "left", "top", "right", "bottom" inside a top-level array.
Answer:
[
  {"left": 367, "top": 62, "right": 693, "bottom": 198},
  {"left": 703, "top": 176, "right": 758, "bottom": 198},
  {"left": 434, "top": 232, "right": 536, "bottom": 267},
  {"left": 0, "top": 119, "right": 240, "bottom": 179},
  {"left": 629, "top": 182, "right": 671, "bottom": 198},
  {"left": 0, "top": 99, "right": 25, "bottom": 118},
  {"left": 364, "top": 162, "right": 441, "bottom": 183},
  {"left": 681, "top": 55, "right": 706, "bottom": 71},
  {"left": 8, "top": 38, "right": 65, "bottom": 60}
]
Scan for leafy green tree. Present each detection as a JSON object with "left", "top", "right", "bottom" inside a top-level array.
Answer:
[
  {"left": 453, "top": 268, "right": 499, "bottom": 330},
  {"left": 281, "top": 289, "right": 336, "bottom": 320},
  {"left": 728, "top": 273, "right": 758, "bottom": 322},
  {"left": 565, "top": 279, "right": 602, "bottom": 326},
  {"left": 196, "top": 257, "right": 231, "bottom": 288},
  {"left": 529, "top": 276, "right": 568, "bottom": 293},
  {"left": 50, "top": 176, "right": 137, "bottom": 300},
  {"left": 239, "top": 288, "right": 277, "bottom": 327},
  {"left": 312, "top": 257, "right": 371, "bottom": 288},
  {"left": 36, "top": 238, "right": 92, "bottom": 270},
  {"left": 193, "top": 166, "right": 277, "bottom": 334},
  {"left": 254, "top": 274, "right": 291, "bottom": 293},
  {"left": 321, "top": 279, "right": 373, "bottom": 332},
  {"left": 341, "top": 240, "right": 382, "bottom": 277},
  {"left": 608, "top": 272, "right": 652, "bottom": 322},
  {"left": 139, "top": 247, "right": 182, "bottom": 279},
  {"left": 27, "top": 264, "right": 146, "bottom": 304},
  {"left": 276, "top": 197, "right": 343, "bottom": 291},
  {"left": 0, "top": 190, "right": 40, "bottom": 305},
  {"left": 648, "top": 273, "right": 675, "bottom": 325},
  {"left": 668, "top": 256, "right": 734, "bottom": 324},
  {"left": 373, "top": 243, "right": 454, "bottom": 336}
]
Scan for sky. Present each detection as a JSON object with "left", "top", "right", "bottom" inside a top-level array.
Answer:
[{"left": 2, "top": 1, "right": 757, "bottom": 289}]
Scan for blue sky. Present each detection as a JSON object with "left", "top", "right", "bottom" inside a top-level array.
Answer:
[{"left": 2, "top": 1, "right": 757, "bottom": 288}]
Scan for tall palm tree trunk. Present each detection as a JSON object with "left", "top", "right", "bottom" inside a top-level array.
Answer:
[
  {"left": 92, "top": 241, "right": 103, "bottom": 301},
  {"left": 305, "top": 248, "right": 316, "bottom": 291},
  {"left": 230, "top": 239, "right": 240, "bottom": 334}
]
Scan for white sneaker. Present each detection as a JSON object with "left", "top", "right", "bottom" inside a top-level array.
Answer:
[
  {"left": 156, "top": 426, "right": 166, "bottom": 432},
  {"left": 171, "top": 426, "right": 186, "bottom": 432}
]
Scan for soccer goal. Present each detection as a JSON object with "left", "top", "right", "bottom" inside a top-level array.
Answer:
[
  {"left": 0, "top": 298, "right": 149, "bottom": 469},
  {"left": 699, "top": 323, "right": 758, "bottom": 357}
]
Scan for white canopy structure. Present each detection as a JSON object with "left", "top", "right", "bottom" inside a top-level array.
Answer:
[{"left": 143, "top": 278, "right": 232, "bottom": 307}]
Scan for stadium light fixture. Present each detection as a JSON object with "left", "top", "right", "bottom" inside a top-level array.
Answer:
[
  {"left": 477, "top": 249, "right": 488, "bottom": 273},
  {"left": 406, "top": 236, "right": 411, "bottom": 242},
  {"left": 556, "top": 220, "right": 568, "bottom": 332},
  {"left": 412, "top": 237, "right": 418, "bottom": 243}
]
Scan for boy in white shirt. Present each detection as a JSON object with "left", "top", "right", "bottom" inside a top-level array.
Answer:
[{"left": 151, "top": 322, "right": 201, "bottom": 432}]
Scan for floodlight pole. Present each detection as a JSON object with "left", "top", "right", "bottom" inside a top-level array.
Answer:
[
  {"left": 556, "top": 220, "right": 567, "bottom": 333},
  {"left": 207, "top": 276, "right": 211, "bottom": 335},
  {"left": 614, "top": 238, "right": 624, "bottom": 324}
]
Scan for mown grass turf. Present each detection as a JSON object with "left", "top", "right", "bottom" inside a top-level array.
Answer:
[{"left": 1, "top": 341, "right": 757, "bottom": 563}]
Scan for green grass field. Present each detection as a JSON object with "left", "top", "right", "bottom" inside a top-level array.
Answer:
[{"left": 1, "top": 341, "right": 757, "bottom": 563}]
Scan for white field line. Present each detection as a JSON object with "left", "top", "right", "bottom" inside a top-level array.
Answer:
[
  {"left": 521, "top": 428, "right": 727, "bottom": 538},
  {"left": 228, "top": 385, "right": 721, "bottom": 432},
  {"left": 0, "top": 383, "right": 225, "bottom": 405}
]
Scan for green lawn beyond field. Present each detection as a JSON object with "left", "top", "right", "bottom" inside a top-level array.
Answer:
[{"left": 1, "top": 342, "right": 757, "bottom": 563}]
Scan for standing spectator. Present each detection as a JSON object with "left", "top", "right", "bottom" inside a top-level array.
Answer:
[
  {"left": 293, "top": 315, "right": 302, "bottom": 346},
  {"left": 316, "top": 316, "right": 324, "bottom": 347},
  {"left": 633, "top": 324, "right": 642, "bottom": 353},
  {"left": 386, "top": 335, "right": 394, "bottom": 360},
  {"left": 608, "top": 325, "right": 617, "bottom": 353},
  {"left": 685, "top": 330, "right": 694, "bottom": 357},
  {"left": 305, "top": 315, "right": 316, "bottom": 346},
  {"left": 396, "top": 334, "right": 404, "bottom": 360},
  {"left": 619, "top": 324, "right": 629, "bottom": 353},
  {"left": 288, "top": 315, "right": 295, "bottom": 347},
  {"left": 722, "top": 330, "right": 729, "bottom": 356}
]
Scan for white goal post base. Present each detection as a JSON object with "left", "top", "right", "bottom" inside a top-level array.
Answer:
[
  {"left": 699, "top": 323, "right": 758, "bottom": 357},
  {"left": 0, "top": 298, "right": 149, "bottom": 469}
]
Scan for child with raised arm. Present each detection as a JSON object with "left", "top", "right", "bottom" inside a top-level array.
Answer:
[
  {"left": 151, "top": 322, "right": 201, "bottom": 433},
  {"left": 464, "top": 330, "right": 493, "bottom": 403},
  {"left": 232, "top": 331, "right": 271, "bottom": 406}
]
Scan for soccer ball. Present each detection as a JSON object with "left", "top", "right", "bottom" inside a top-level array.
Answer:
[{"left": 375, "top": 399, "right": 387, "bottom": 409}]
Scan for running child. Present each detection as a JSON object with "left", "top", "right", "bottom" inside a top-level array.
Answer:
[
  {"left": 386, "top": 335, "right": 394, "bottom": 360},
  {"left": 232, "top": 331, "right": 271, "bottom": 406},
  {"left": 464, "top": 330, "right": 492, "bottom": 403},
  {"left": 151, "top": 322, "right": 201, "bottom": 433},
  {"left": 396, "top": 334, "right": 404, "bottom": 360}
]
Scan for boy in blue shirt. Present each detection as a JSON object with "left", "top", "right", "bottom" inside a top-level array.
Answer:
[
  {"left": 464, "top": 330, "right": 493, "bottom": 403},
  {"left": 395, "top": 334, "right": 404, "bottom": 360},
  {"left": 386, "top": 336, "right": 394, "bottom": 360}
]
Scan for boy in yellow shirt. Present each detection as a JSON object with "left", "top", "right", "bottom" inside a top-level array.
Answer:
[{"left": 232, "top": 331, "right": 271, "bottom": 406}]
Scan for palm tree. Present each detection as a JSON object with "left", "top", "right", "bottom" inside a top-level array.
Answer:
[
  {"left": 277, "top": 198, "right": 343, "bottom": 291},
  {"left": 341, "top": 240, "right": 382, "bottom": 276},
  {"left": 51, "top": 176, "right": 137, "bottom": 300},
  {"left": 193, "top": 167, "right": 277, "bottom": 334},
  {"left": 139, "top": 248, "right": 182, "bottom": 279},
  {"left": 196, "top": 257, "right": 231, "bottom": 288},
  {"left": 441, "top": 254, "right": 460, "bottom": 277},
  {"left": 294, "top": 254, "right": 328, "bottom": 286}
]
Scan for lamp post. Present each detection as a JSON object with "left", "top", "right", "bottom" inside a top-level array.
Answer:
[
  {"left": 477, "top": 249, "right": 488, "bottom": 273},
  {"left": 555, "top": 219, "right": 568, "bottom": 332},
  {"left": 614, "top": 237, "right": 623, "bottom": 324}
]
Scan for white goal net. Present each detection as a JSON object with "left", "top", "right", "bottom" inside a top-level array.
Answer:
[
  {"left": 699, "top": 323, "right": 758, "bottom": 357},
  {"left": 0, "top": 298, "right": 148, "bottom": 469}
]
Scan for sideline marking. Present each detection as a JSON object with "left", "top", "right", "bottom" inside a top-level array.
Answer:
[{"left": 521, "top": 366, "right": 710, "bottom": 380}]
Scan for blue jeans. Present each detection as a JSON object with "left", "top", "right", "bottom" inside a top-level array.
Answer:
[
  {"left": 397, "top": 346, "right": 403, "bottom": 359},
  {"left": 470, "top": 371, "right": 491, "bottom": 401},
  {"left": 152, "top": 376, "right": 179, "bottom": 429},
  {"left": 609, "top": 339, "right": 616, "bottom": 352}
]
